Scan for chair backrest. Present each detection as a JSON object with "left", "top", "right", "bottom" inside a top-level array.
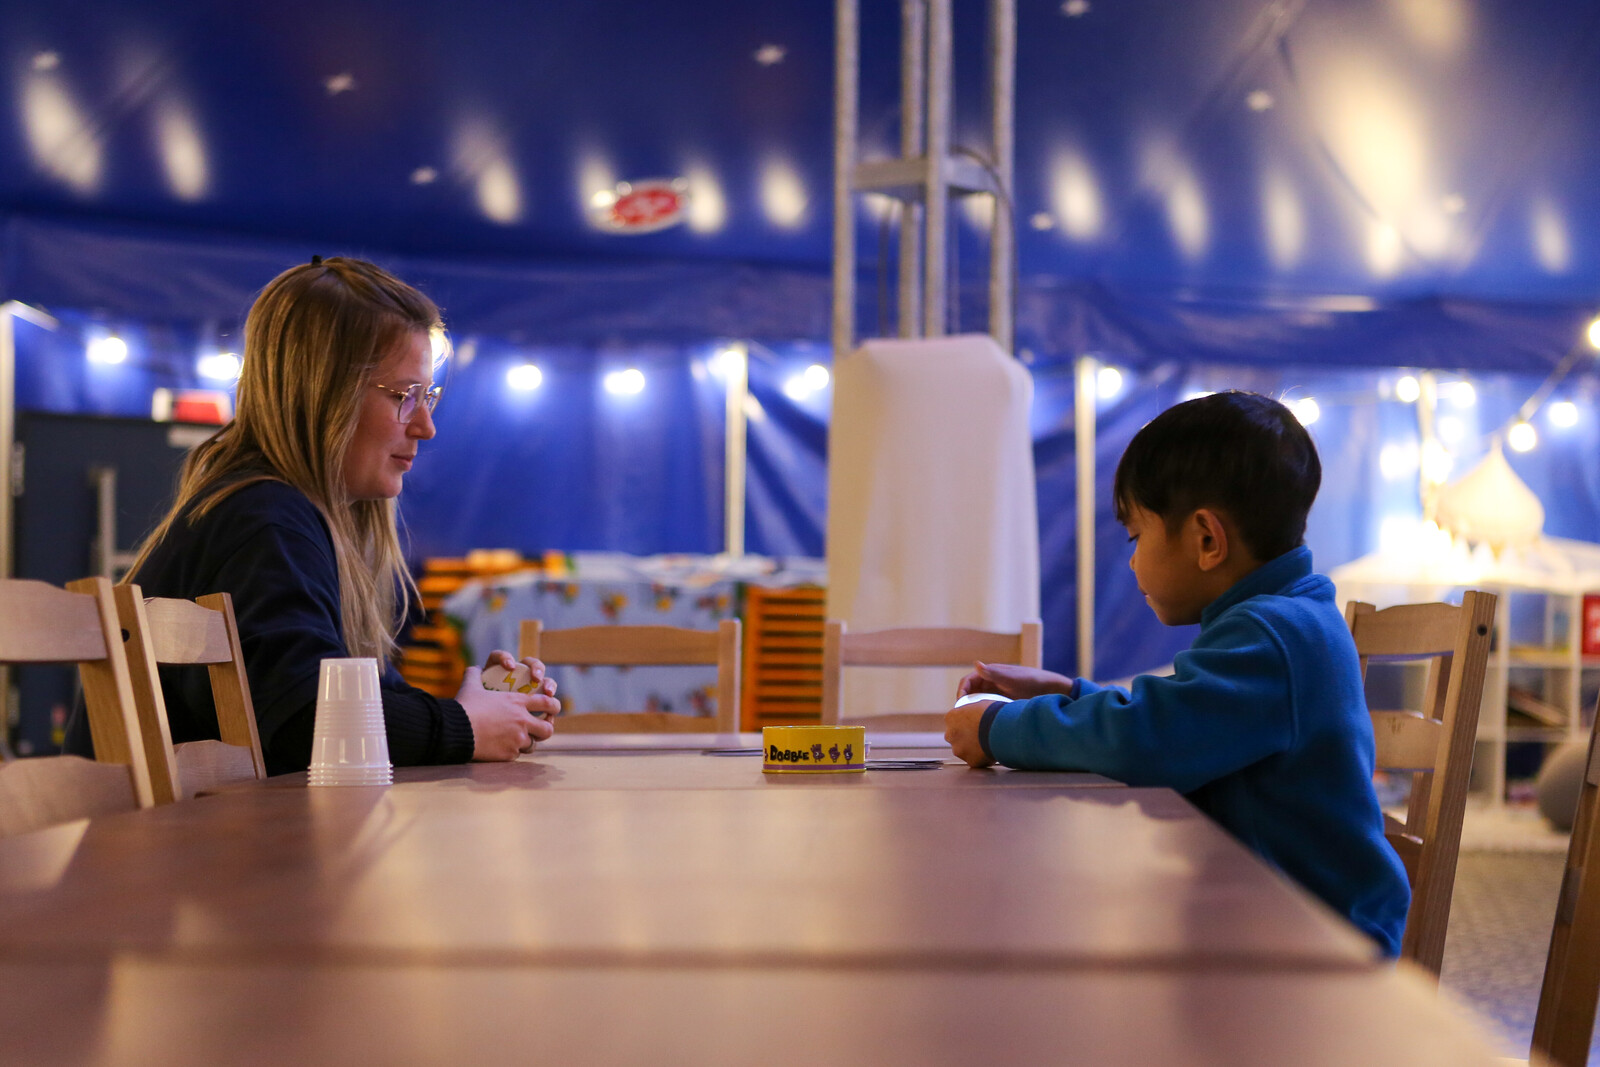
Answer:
[
  {"left": 0, "top": 577, "right": 153, "bottom": 836},
  {"left": 519, "top": 620, "right": 742, "bottom": 733},
  {"left": 820, "top": 620, "right": 1044, "bottom": 728},
  {"left": 1345, "top": 590, "right": 1496, "bottom": 977},
  {"left": 1531, "top": 695, "right": 1600, "bottom": 1067},
  {"left": 115, "top": 586, "right": 266, "bottom": 802}
]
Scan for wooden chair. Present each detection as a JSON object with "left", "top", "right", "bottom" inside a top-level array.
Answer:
[
  {"left": 820, "top": 619, "right": 1044, "bottom": 728},
  {"left": 1345, "top": 590, "right": 1496, "bottom": 978},
  {"left": 114, "top": 586, "right": 266, "bottom": 802},
  {"left": 1529, "top": 692, "right": 1600, "bottom": 1067},
  {"left": 0, "top": 577, "right": 154, "bottom": 836},
  {"left": 519, "top": 619, "right": 741, "bottom": 733}
]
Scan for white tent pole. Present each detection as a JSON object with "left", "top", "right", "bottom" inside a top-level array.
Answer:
[
  {"left": 723, "top": 345, "right": 748, "bottom": 557},
  {"left": 0, "top": 303, "right": 59, "bottom": 754},
  {"left": 832, "top": 0, "right": 859, "bottom": 362},
  {"left": 986, "top": 0, "right": 1015, "bottom": 353},
  {"left": 0, "top": 307, "right": 13, "bottom": 584},
  {"left": 897, "top": 0, "right": 925, "bottom": 338},
  {"left": 1075, "top": 355, "right": 1097, "bottom": 678}
]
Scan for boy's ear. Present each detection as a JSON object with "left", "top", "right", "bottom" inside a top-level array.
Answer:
[{"left": 1189, "top": 508, "right": 1231, "bottom": 572}]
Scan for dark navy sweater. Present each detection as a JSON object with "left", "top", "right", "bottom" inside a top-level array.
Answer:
[
  {"left": 65, "top": 480, "right": 475, "bottom": 774},
  {"left": 979, "top": 546, "right": 1412, "bottom": 956}
]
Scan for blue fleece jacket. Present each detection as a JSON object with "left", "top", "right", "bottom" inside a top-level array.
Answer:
[{"left": 980, "top": 546, "right": 1411, "bottom": 956}]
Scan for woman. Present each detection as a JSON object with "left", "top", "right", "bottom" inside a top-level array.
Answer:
[{"left": 65, "top": 257, "right": 556, "bottom": 772}]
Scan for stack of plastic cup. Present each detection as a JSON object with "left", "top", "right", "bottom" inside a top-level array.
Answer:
[{"left": 308, "top": 657, "right": 392, "bottom": 786}]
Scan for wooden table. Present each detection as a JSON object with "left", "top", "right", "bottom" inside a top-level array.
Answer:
[
  {"left": 0, "top": 958, "right": 1501, "bottom": 1066},
  {"left": 0, "top": 739, "right": 1503, "bottom": 1064}
]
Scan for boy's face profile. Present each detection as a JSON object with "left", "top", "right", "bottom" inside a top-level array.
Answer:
[{"left": 1124, "top": 503, "right": 1245, "bottom": 626}]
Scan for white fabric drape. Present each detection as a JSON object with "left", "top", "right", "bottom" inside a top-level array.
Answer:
[{"left": 826, "top": 334, "right": 1040, "bottom": 716}]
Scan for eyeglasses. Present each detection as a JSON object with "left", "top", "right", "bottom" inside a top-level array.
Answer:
[{"left": 372, "top": 381, "right": 443, "bottom": 422}]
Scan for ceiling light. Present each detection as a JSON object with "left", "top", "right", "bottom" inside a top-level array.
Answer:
[
  {"left": 1379, "top": 442, "right": 1419, "bottom": 480},
  {"left": 506, "top": 363, "right": 543, "bottom": 391},
  {"left": 1587, "top": 316, "right": 1600, "bottom": 350},
  {"left": 1395, "top": 375, "right": 1421, "bottom": 403},
  {"left": 1549, "top": 401, "right": 1579, "bottom": 428},
  {"left": 1508, "top": 421, "right": 1537, "bottom": 452},
  {"left": 603, "top": 368, "right": 645, "bottom": 396},
  {"left": 711, "top": 344, "right": 747, "bottom": 380},
  {"left": 197, "top": 351, "right": 240, "bottom": 381},
  {"left": 1096, "top": 365, "right": 1123, "bottom": 399},
  {"left": 87, "top": 335, "right": 127, "bottom": 365}
]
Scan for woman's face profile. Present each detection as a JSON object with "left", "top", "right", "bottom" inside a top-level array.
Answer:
[{"left": 341, "top": 330, "right": 436, "bottom": 500}]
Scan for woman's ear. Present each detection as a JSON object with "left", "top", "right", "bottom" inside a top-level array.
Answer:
[{"left": 1189, "top": 508, "right": 1231, "bottom": 572}]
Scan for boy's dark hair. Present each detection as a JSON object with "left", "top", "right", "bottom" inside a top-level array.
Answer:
[{"left": 1112, "top": 391, "right": 1320, "bottom": 562}]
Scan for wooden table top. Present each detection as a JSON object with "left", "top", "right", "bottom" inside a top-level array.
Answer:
[
  {"left": 0, "top": 775, "right": 1376, "bottom": 969},
  {"left": 536, "top": 730, "right": 955, "bottom": 752},
  {"left": 244, "top": 751, "right": 1123, "bottom": 792},
  {"left": 0, "top": 957, "right": 1500, "bottom": 1066}
]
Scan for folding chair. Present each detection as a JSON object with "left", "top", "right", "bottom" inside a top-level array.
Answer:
[
  {"left": 1346, "top": 590, "right": 1496, "bottom": 977},
  {"left": 115, "top": 586, "right": 266, "bottom": 802},
  {"left": 0, "top": 577, "right": 153, "bottom": 836},
  {"left": 1529, "top": 692, "right": 1600, "bottom": 1067},
  {"left": 820, "top": 619, "right": 1044, "bottom": 729},
  {"left": 519, "top": 619, "right": 741, "bottom": 733}
]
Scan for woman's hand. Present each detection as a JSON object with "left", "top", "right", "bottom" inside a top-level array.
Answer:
[
  {"left": 457, "top": 662, "right": 560, "bottom": 761},
  {"left": 955, "top": 661, "right": 1074, "bottom": 702},
  {"left": 482, "top": 650, "right": 558, "bottom": 699}
]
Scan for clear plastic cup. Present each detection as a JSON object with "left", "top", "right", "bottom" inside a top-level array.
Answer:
[{"left": 309, "top": 658, "right": 391, "bottom": 786}]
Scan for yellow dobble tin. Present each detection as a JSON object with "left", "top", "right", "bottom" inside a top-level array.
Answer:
[{"left": 762, "top": 725, "right": 866, "bottom": 773}]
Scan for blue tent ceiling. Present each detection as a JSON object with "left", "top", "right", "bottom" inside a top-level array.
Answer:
[{"left": 3, "top": 0, "right": 1599, "bottom": 343}]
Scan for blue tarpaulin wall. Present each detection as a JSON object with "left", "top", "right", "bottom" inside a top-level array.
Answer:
[{"left": 7, "top": 213, "right": 1600, "bottom": 681}]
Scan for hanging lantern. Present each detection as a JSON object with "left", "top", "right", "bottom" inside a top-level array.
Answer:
[{"left": 1433, "top": 443, "right": 1544, "bottom": 553}]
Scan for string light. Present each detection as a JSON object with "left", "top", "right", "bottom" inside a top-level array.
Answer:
[
  {"left": 1395, "top": 375, "right": 1420, "bottom": 403},
  {"left": 1508, "top": 421, "right": 1538, "bottom": 452},
  {"left": 1548, "top": 400, "right": 1579, "bottom": 428},
  {"left": 1096, "top": 365, "right": 1123, "bottom": 399},
  {"left": 1588, "top": 316, "right": 1600, "bottom": 350}
]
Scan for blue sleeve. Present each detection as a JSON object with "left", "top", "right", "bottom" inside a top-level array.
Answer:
[{"left": 985, "top": 612, "right": 1295, "bottom": 791}]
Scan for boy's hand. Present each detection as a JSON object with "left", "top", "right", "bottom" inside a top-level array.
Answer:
[
  {"left": 945, "top": 702, "right": 996, "bottom": 768},
  {"left": 956, "top": 662, "right": 1074, "bottom": 701}
]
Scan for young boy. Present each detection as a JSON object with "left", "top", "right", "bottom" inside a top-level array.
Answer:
[{"left": 944, "top": 390, "right": 1411, "bottom": 957}]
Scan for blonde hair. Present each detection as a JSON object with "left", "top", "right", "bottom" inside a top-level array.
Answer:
[{"left": 128, "top": 257, "right": 443, "bottom": 664}]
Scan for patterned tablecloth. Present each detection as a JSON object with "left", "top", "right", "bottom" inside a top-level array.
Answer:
[{"left": 442, "top": 554, "right": 824, "bottom": 719}]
